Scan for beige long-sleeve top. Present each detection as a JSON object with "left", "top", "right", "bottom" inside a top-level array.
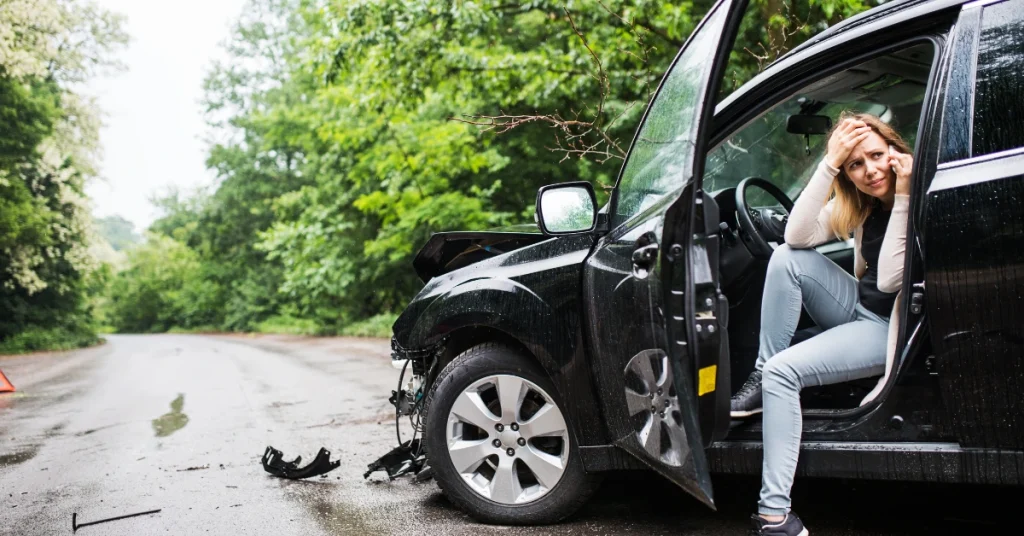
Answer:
[{"left": 783, "top": 160, "right": 909, "bottom": 294}]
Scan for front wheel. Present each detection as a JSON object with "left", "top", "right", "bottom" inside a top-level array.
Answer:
[{"left": 423, "top": 343, "right": 601, "bottom": 524}]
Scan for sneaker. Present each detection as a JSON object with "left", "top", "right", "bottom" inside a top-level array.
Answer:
[
  {"left": 730, "top": 370, "right": 763, "bottom": 418},
  {"left": 749, "top": 512, "right": 809, "bottom": 536}
]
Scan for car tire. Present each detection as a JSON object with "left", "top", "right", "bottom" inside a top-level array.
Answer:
[{"left": 423, "top": 342, "right": 602, "bottom": 525}]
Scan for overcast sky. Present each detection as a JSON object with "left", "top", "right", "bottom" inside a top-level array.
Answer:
[{"left": 85, "top": 0, "right": 248, "bottom": 233}]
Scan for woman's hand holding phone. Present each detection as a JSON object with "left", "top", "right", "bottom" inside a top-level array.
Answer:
[{"left": 889, "top": 145, "right": 913, "bottom": 196}]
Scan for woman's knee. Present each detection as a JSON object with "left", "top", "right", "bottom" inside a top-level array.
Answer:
[
  {"left": 762, "top": 355, "right": 801, "bottom": 393},
  {"left": 767, "top": 244, "right": 798, "bottom": 272},
  {"left": 767, "top": 243, "right": 822, "bottom": 278}
]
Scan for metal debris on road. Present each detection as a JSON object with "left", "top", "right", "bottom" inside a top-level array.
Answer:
[
  {"left": 71, "top": 509, "right": 161, "bottom": 532},
  {"left": 176, "top": 464, "right": 209, "bottom": 472},
  {"left": 363, "top": 439, "right": 427, "bottom": 480},
  {"left": 261, "top": 445, "right": 340, "bottom": 479}
]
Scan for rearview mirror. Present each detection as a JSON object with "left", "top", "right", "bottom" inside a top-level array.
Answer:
[
  {"left": 787, "top": 114, "right": 832, "bottom": 135},
  {"left": 536, "top": 182, "right": 597, "bottom": 235}
]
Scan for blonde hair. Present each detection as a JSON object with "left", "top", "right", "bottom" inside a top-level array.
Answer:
[{"left": 826, "top": 112, "right": 912, "bottom": 239}]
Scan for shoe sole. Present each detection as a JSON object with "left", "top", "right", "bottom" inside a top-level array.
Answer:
[
  {"left": 799, "top": 529, "right": 809, "bottom": 536},
  {"left": 730, "top": 408, "right": 763, "bottom": 418}
]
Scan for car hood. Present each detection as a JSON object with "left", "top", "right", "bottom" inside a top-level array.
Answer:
[{"left": 412, "top": 223, "right": 547, "bottom": 283}]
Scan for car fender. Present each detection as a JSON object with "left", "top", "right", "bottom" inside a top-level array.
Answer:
[{"left": 408, "top": 276, "right": 571, "bottom": 376}]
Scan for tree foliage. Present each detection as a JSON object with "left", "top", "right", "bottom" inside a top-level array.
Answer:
[
  {"left": 107, "top": 0, "right": 884, "bottom": 336},
  {"left": 0, "top": 0, "right": 126, "bottom": 351},
  {"left": 104, "top": 235, "right": 222, "bottom": 333},
  {"left": 94, "top": 215, "right": 141, "bottom": 252}
]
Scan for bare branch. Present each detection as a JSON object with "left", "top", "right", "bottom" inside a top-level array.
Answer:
[
  {"left": 448, "top": 3, "right": 656, "bottom": 164},
  {"left": 597, "top": 0, "right": 655, "bottom": 105},
  {"left": 564, "top": 8, "right": 607, "bottom": 123}
]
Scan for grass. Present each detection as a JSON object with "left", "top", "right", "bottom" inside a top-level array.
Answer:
[
  {"left": 166, "top": 325, "right": 222, "bottom": 334},
  {"left": 254, "top": 312, "right": 396, "bottom": 338},
  {"left": 88, "top": 312, "right": 397, "bottom": 341},
  {"left": 339, "top": 312, "right": 398, "bottom": 338},
  {"left": 0, "top": 326, "right": 101, "bottom": 355},
  {"left": 254, "top": 315, "right": 321, "bottom": 336}
]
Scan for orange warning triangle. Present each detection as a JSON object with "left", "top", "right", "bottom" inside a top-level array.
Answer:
[{"left": 0, "top": 369, "right": 14, "bottom": 393}]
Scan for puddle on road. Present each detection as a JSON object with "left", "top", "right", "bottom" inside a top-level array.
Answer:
[
  {"left": 291, "top": 481, "right": 377, "bottom": 534},
  {"left": 152, "top": 394, "right": 189, "bottom": 437},
  {"left": 0, "top": 445, "right": 38, "bottom": 468},
  {"left": 0, "top": 391, "right": 30, "bottom": 410}
]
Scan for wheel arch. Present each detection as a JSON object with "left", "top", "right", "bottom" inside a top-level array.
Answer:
[
  {"left": 403, "top": 276, "right": 610, "bottom": 446},
  {"left": 437, "top": 326, "right": 539, "bottom": 377},
  {"left": 407, "top": 277, "right": 572, "bottom": 382}
]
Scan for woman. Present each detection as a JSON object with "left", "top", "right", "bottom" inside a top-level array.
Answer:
[{"left": 729, "top": 113, "right": 914, "bottom": 536}]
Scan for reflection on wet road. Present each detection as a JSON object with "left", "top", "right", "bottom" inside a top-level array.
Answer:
[
  {"left": 152, "top": 394, "right": 189, "bottom": 437},
  {"left": 0, "top": 334, "right": 1019, "bottom": 535}
]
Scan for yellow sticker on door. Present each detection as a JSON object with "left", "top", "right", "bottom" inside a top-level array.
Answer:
[{"left": 698, "top": 365, "right": 717, "bottom": 396}]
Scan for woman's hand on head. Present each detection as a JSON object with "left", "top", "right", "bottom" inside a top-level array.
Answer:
[
  {"left": 826, "top": 118, "right": 873, "bottom": 170},
  {"left": 889, "top": 147, "right": 914, "bottom": 196}
]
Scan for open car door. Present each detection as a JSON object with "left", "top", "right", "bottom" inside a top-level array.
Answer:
[{"left": 588, "top": 0, "right": 747, "bottom": 509}]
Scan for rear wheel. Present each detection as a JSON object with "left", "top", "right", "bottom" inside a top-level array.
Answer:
[{"left": 423, "top": 343, "right": 601, "bottom": 524}]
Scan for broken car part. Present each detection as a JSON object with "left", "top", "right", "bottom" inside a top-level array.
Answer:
[
  {"left": 363, "top": 439, "right": 426, "bottom": 480},
  {"left": 411, "top": 227, "right": 546, "bottom": 282},
  {"left": 364, "top": 338, "right": 446, "bottom": 481},
  {"left": 72, "top": 509, "right": 161, "bottom": 532},
  {"left": 261, "top": 445, "right": 340, "bottom": 479}
]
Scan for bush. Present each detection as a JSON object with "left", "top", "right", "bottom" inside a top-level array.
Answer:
[
  {"left": 340, "top": 313, "right": 398, "bottom": 338},
  {"left": 104, "top": 235, "right": 223, "bottom": 333},
  {"left": 166, "top": 325, "right": 221, "bottom": 334},
  {"left": 255, "top": 315, "right": 322, "bottom": 336},
  {"left": 0, "top": 326, "right": 100, "bottom": 355}
]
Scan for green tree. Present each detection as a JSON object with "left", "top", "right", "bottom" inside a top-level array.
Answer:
[
  {"left": 106, "top": 0, "right": 884, "bottom": 336},
  {"left": 94, "top": 215, "right": 141, "bottom": 252},
  {"left": 106, "top": 235, "right": 222, "bottom": 333},
  {"left": 0, "top": 0, "right": 127, "bottom": 351}
]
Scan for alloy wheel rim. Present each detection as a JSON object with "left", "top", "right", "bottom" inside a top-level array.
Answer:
[
  {"left": 623, "top": 349, "right": 689, "bottom": 466},
  {"left": 445, "top": 374, "right": 569, "bottom": 505}
]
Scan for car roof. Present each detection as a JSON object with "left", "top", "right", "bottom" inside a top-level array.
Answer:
[
  {"left": 776, "top": 0, "right": 964, "bottom": 62},
  {"left": 717, "top": 0, "right": 968, "bottom": 113}
]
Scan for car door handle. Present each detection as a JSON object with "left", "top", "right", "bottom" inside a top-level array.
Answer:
[{"left": 632, "top": 243, "right": 659, "bottom": 268}]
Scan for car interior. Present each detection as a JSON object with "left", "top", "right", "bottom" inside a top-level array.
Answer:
[{"left": 702, "top": 42, "right": 936, "bottom": 413}]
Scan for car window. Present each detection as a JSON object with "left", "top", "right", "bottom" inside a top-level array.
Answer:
[
  {"left": 973, "top": 0, "right": 1024, "bottom": 157},
  {"left": 612, "top": 6, "right": 729, "bottom": 229},
  {"left": 704, "top": 99, "right": 889, "bottom": 207},
  {"left": 704, "top": 45, "right": 937, "bottom": 208},
  {"left": 703, "top": 41, "right": 935, "bottom": 206},
  {"left": 937, "top": 8, "right": 978, "bottom": 164}
]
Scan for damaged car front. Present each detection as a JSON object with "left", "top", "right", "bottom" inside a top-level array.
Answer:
[{"left": 366, "top": 183, "right": 612, "bottom": 524}]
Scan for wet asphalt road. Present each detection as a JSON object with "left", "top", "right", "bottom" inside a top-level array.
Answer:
[{"left": 1, "top": 334, "right": 1019, "bottom": 535}]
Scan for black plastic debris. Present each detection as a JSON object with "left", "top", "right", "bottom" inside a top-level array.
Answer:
[
  {"left": 363, "top": 439, "right": 426, "bottom": 480},
  {"left": 389, "top": 388, "right": 417, "bottom": 416},
  {"left": 72, "top": 509, "right": 161, "bottom": 532},
  {"left": 261, "top": 445, "right": 340, "bottom": 479}
]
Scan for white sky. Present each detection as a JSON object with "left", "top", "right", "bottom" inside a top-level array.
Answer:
[{"left": 84, "top": 0, "right": 248, "bottom": 233}]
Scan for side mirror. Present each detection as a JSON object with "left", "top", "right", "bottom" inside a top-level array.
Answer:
[{"left": 536, "top": 182, "right": 597, "bottom": 235}]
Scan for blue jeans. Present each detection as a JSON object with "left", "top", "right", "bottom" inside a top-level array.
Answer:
[{"left": 755, "top": 245, "right": 888, "bottom": 516}]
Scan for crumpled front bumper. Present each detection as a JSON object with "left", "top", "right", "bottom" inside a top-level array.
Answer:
[
  {"left": 389, "top": 336, "right": 445, "bottom": 376},
  {"left": 363, "top": 337, "right": 446, "bottom": 481}
]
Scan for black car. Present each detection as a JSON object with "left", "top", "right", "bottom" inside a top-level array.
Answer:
[{"left": 382, "top": 0, "right": 1024, "bottom": 524}]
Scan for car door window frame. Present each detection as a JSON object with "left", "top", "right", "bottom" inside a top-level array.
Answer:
[
  {"left": 938, "top": 0, "right": 1024, "bottom": 166},
  {"left": 702, "top": 27, "right": 952, "bottom": 420},
  {"left": 608, "top": 3, "right": 733, "bottom": 231}
]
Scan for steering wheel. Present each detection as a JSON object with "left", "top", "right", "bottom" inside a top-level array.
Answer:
[{"left": 734, "top": 177, "right": 795, "bottom": 259}]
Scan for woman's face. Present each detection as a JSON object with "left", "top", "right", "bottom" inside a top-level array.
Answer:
[{"left": 841, "top": 131, "right": 894, "bottom": 199}]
